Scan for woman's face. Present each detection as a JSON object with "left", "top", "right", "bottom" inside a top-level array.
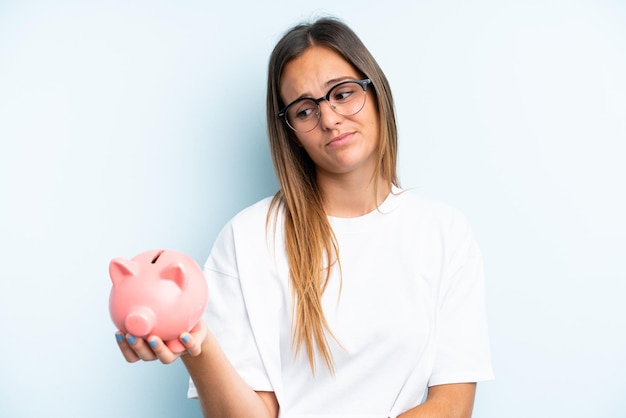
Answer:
[{"left": 279, "top": 45, "right": 380, "bottom": 182}]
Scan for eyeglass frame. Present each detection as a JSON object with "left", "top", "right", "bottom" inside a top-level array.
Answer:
[{"left": 277, "top": 78, "right": 372, "bottom": 133}]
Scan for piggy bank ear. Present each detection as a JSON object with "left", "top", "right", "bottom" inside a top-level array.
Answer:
[
  {"left": 109, "top": 258, "right": 138, "bottom": 286},
  {"left": 160, "top": 262, "right": 188, "bottom": 290}
]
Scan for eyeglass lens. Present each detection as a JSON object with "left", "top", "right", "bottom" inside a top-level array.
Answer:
[{"left": 285, "top": 81, "right": 367, "bottom": 132}]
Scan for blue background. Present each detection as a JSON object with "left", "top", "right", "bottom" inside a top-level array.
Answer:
[{"left": 1, "top": 0, "right": 624, "bottom": 416}]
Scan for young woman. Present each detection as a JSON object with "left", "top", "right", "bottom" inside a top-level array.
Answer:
[{"left": 116, "top": 17, "right": 494, "bottom": 417}]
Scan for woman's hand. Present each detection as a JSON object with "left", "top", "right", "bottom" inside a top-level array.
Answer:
[
  {"left": 115, "top": 320, "right": 208, "bottom": 364},
  {"left": 116, "top": 320, "right": 278, "bottom": 417}
]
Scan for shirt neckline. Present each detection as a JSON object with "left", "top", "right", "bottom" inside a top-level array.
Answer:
[{"left": 328, "top": 186, "right": 403, "bottom": 234}]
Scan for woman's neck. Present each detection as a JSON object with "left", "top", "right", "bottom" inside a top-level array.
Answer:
[{"left": 319, "top": 175, "right": 391, "bottom": 218}]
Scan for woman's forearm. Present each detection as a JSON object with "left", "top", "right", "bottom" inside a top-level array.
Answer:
[
  {"left": 181, "top": 332, "right": 278, "bottom": 418},
  {"left": 397, "top": 383, "right": 476, "bottom": 418}
]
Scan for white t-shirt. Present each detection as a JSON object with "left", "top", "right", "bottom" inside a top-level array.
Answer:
[{"left": 188, "top": 189, "right": 494, "bottom": 417}]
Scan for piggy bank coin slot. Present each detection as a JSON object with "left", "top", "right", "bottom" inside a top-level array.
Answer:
[{"left": 151, "top": 250, "right": 165, "bottom": 264}]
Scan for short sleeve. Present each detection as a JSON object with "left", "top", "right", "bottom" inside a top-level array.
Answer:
[
  {"left": 428, "top": 210, "right": 495, "bottom": 386},
  {"left": 187, "top": 222, "right": 273, "bottom": 399}
]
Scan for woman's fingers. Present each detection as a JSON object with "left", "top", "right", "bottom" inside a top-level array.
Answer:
[
  {"left": 115, "top": 331, "right": 141, "bottom": 363},
  {"left": 131, "top": 334, "right": 161, "bottom": 361},
  {"left": 148, "top": 336, "right": 181, "bottom": 365},
  {"left": 125, "top": 333, "right": 159, "bottom": 362},
  {"left": 181, "top": 321, "right": 208, "bottom": 357},
  {"left": 115, "top": 330, "right": 159, "bottom": 362},
  {"left": 115, "top": 321, "right": 208, "bottom": 364}
]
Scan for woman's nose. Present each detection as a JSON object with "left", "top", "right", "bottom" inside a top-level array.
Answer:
[{"left": 318, "top": 100, "right": 343, "bottom": 129}]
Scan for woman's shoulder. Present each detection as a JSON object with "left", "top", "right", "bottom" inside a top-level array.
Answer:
[
  {"left": 208, "top": 195, "right": 276, "bottom": 258},
  {"left": 234, "top": 195, "right": 275, "bottom": 218},
  {"left": 393, "top": 188, "right": 474, "bottom": 237},
  {"left": 224, "top": 195, "right": 278, "bottom": 233},
  {"left": 395, "top": 188, "right": 464, "bottom": 218}
]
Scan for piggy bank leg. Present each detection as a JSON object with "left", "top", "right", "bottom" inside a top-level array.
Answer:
[{"left": 165, "top": 338, "right": 186, "bottom": 354}]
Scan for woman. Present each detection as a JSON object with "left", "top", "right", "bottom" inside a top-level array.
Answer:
[{"left": 117, "top": 17, "right": 494, "bottom": 417}]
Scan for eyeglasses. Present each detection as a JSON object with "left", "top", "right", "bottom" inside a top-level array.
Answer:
[{"left": 277, "top": 79, "right": 372, "bottom": 133}]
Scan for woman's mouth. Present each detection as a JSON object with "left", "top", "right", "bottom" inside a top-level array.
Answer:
[{"left": 326, "top": 132, "right": 354, "bottom": 147}]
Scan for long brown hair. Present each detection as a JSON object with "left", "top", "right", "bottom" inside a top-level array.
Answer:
[{"left": 266, "top": 17, "right": 399, "bottom": 373}]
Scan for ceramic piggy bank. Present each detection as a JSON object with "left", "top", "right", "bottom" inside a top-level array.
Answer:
[{"left": 109, "top": 249, "right": 208, "bottom": 353}]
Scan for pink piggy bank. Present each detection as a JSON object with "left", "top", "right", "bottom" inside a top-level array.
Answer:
[{"left": 109, "top": 249, "right": 208, "bottom": 353}]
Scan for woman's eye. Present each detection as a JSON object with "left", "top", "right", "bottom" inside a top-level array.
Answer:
[
  {"left": 333, "top": 87, "right": 356, "bottom": 102},
  {"left": 294, "top": 104, "right": 315, "bottom": 119}
]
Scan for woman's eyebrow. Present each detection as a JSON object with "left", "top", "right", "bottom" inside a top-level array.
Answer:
[
  {"left": 288, "top": 76, "right": 357, "bottom": 102},
  {"left": 324, "top": 76, "right": 355, "bottom": 88}
]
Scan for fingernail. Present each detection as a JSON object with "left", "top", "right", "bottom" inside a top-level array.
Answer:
[
  {"left": 115, "top": 333, "right": 124, "bottom": 343},
  {"left": 149, "top": 339, "right": 157, "bottom": 348},
  {"left": 126, "top": 335, "right": 136, "bottom": 345},
  {"left": 181, "top": 334, "right": 190, "bottom": 343}
]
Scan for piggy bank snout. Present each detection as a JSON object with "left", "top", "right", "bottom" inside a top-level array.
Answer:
[{"left": 124, "top": 306, "right": 156, "bottom": 337}]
